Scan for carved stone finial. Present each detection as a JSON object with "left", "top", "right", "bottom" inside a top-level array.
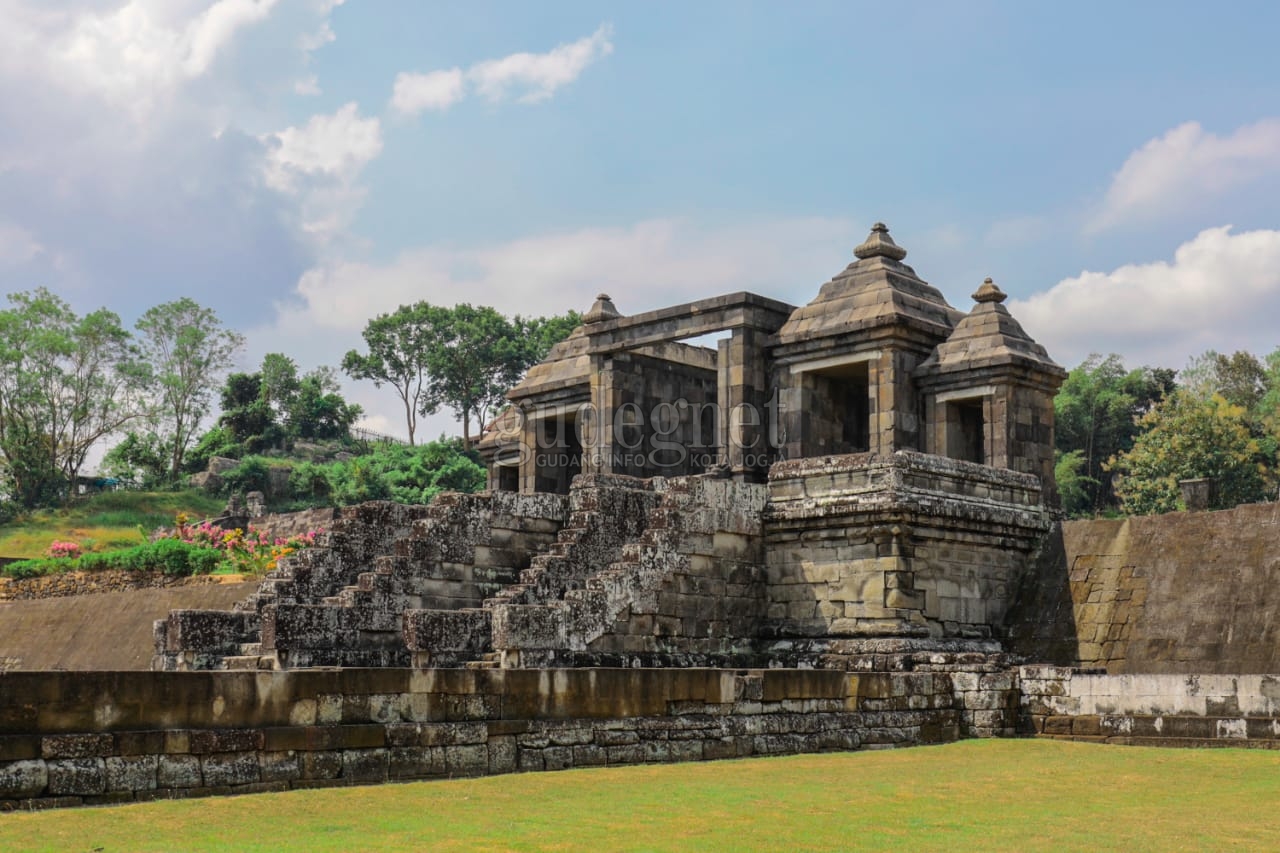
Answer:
[
  {"left": 584, "top": 293, "right": 621, "bottom": 324},
  {"left": 853, "top": 222, "right": 908, "bottom": 261},
  {"left": 972, "top": 277, "right": 1007, "bottom": 304}
]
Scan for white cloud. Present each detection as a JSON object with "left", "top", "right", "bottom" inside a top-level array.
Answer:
[
  {"left": 390, "top": 24, "right": 614, "bottom": 117},
  {"left": 49, "top": 0, "right": 279, "bottom": 113},
  {"left": 1011, "top": 225, "right": 1280, "bottom": 369},
  {"left": 469, "top": 24, "right": 613, "bottom": 104},
  {"left": 0, "top": 0, "right": 342, "bottom": 328},
  {"left": 282, "top": 216, "right": 854, "bottom": 332},
  {"left": 261, "top": 102, "right": 382, "bottom": 190},
  {"left": 0, "top": 223, "right": 43, "bottom": 267},
  {"left": 1095, "top": 119, "right": 1280, "bottom": 230},
  {"left": 294, "top": 73, "right": 321, "bottom": 96},
  {"left": 391, "top": 68, "right": 466, "bottom": 114}
]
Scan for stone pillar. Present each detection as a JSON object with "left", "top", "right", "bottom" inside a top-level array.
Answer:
[
  {"left": 719, "top": 328, "right": 771, "bottom": 480},
  {"left": 1180, "top": 478, "right": 1214, "bottom": 511},
  {"left": 585, "top": 354, "right": 615, "bottom": 476}
]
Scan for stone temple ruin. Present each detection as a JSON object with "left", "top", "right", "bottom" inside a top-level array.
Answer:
[
  {"left": 153, "top": 223, "right": 1065, "bottom": 674},
  {"left": 10, "top": 223, "right": 1280, "bottom": 809}
]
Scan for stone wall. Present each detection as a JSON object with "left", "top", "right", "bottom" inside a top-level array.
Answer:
[
  {"left": 249, "top": 507, "right": 340, "bottom": 541},
  {"left": 155, "top": 502, "right": 438, "bottom": 671},
  {"left": 1019, "top": 666, "right": 1280, "bottom": 747},
  {"left": 765, "top": 451, "right": 1052, "bottom": 642},
  {"left": 0, "top": 666, "right": 979, "bottom": 810},
  {"left": 0, "top": 581, "right": 260, "bottom": 671},
  {"left": 0, "top": 571, "right": 228, "bottom": 602},
  {"left": 1005, "top": 502, "right": 1280, "bottom": 673}
]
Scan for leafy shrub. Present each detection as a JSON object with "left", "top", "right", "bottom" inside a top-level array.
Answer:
[
  {"left": 2, "top": 557, "right": 71, "bottom": 579},
  {"left": 221, "top": 455, "right": 271, "bottom": 496},
  {"left": 77, "top": 539, "right": 223, "bottom": 576},
  {"left": 184, "top": 426, "right": 244, "bottom": 474},
  {"left": 3, "top": 540, "right": 222, "bottom": 578}
]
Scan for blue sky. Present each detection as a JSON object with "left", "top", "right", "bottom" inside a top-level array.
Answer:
[{"left": 1, "top": 1, "right": 1279, "bottom": 441}]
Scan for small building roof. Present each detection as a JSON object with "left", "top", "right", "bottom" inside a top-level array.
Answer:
[
  {"left": 774, "top": 223, "right": 963, "bottom": 350},
  {"left": 918, "top": 277, "right": 1065, "bottom": 378}
]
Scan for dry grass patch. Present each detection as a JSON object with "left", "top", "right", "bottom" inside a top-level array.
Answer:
[{"left": 3, "top": 739, "right": 1280, "bottom": 851}]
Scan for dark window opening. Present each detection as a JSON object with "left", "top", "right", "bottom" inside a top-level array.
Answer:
[
  {"left": 947, "top": 399, "right": 985, "bottom": 464},
  {"left": 496, "top": 464, "right": 519, "bottom": 492},
  {"left": 534, "top": 415, "right": 582, "bottom": 495}
]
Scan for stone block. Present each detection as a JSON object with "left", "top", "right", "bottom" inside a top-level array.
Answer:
[
  {"left": 200, "top": 752, "right": 260, "bottom": 787},
  {"left": 46, "top": 759, "right": 105, "bottom": 796},
  {"left": 300, "top": 750, "right": 343, "bottom": 780},
  {"left": 41, "top": 734, "right": 113, "bottom": 760},
  {"left": 342, "top": 749, "right": 389, "bottom": 783},
  {"left": 0, "top": 760, "right": 48, "bottom": 799},
  {"left": 105, "top": 755, "right": 158, "bottom": 792},
  {"left": 158, "top": 754, "right": 202, "bottom": 788},
  {"left": 438, "top": 744, "right": 485, "bottom": 776}
]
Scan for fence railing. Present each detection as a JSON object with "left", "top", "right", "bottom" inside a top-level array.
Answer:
[{"left": 349, "top": 427, "right": 410, "bottom": 446}]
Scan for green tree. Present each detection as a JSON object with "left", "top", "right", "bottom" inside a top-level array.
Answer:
[
  {"left": 259, "top": 352, "right": 301, "bottom": 423},
  {"left": 1180, "top": 350, "right": 1269, "bottom": 411},
  {"left": 344, "top": 303, "right": 580, "bottom": 449},
  {"left": 219, "top": 372, "right": 275, "bottom": 451},
  {"left": 288, "top": 369, "right": 363, "bottom": 440},
  {"left": 1110, "top": 392, "right": 1268, "bottom": 515},
  {"left": 0, "top": 289, "right": 145, "bottom": 506},
  {"left": 1053, "top": 353, "right": 1175, "bottom": 516},
  {"left": 342, "top": 302, "right": 442, "bottom": 446},
  {"left": 102, "top": 431, "right": 171, "bottom": 488},
  {"left": 135, "top": 298, "right": 245, "bottom": 483}
]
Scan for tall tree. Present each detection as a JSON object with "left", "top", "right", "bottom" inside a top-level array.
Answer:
[
  {"left": 345, "top": 303, "right": 581, "bottom": 449},
  {"left": 425, "top": 304, "right": 521, "bottom": 450},
  {"left": 1180, "top": 350, "right": 1268, "bottom": 411},
  {"left": 342, "top": 303, "right": 443, "bottom": 446},
  {"left": 0, "top": 289, "right": 145, "bottom": 505},
  {"left": 259, "top": 352, "right": 301, "bottom": 423},
  {"left": 288, "top": 368, "right": 363, "bottom": 440},
  {"left": 135, "top": 298, "right": 244, "bottom": 482},
  {"left": 1054, "top": 353, "right": 1175, "bottom": 516}
]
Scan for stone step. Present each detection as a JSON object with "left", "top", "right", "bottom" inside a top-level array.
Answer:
[{"left": 221, "top": 653, "right": 266, "bottom": 666}]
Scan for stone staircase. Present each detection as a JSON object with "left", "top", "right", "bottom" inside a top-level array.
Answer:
[
  {"left": 483, "top": 477, "right": 767, "bottom": 668},
  {"left": 152, "top": 494, "right": 566, "bottom": 671},
  {"left": 153, "top": 502, "right": 432, "bottom": 670},
  {"left": 154, "top": 475, "right": 767, "bottom": 672},
  {"left": 402, "top": 475, "right": 664, "bottom": 667}
]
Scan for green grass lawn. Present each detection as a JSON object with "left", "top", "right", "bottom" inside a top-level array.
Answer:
[
  {"left": 0, "top": 490, "right": 226, "bottom": 559},
  {"left": 2, "top": 739, "right": 1278, "bottom": 852}
]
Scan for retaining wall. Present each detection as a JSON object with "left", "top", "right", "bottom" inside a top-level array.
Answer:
[
  {"left": 0, "top": 667, "right": 996, "bottom": 810},
  {"left": 1019, "top": 666, "right": 1280, "bottom": 747}
]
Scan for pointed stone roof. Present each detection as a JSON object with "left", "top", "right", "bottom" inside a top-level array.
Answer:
[
  {"left": 920, "top": 278, "right": 1064, "bottom": 376},
  {"left": 775, "top": 223, "right": 962, "bottom": 349},
  {"left": 505, "top": 296, "right": 614, "bottom": 402},
  {"left": 584, "top": 293, "right": 621, "bottom": 324}
]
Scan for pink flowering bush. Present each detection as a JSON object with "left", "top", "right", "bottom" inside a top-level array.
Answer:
[
  {"left": 169, "top": 515, "right": 322, "bottom": 576},
  {"left": 46, "top": 541, "right": 82, "bottom": 560}
]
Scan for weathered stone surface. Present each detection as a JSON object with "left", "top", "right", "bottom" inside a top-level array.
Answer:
[
  {"left": 1008, "top": 503, "right": 1280, "bottom": 674},
  {"left": 0, "top": 760, "right": 47, "bottom": 798},
  {"left": 46, "top": 758, "right": 105, "bottom": 796}
]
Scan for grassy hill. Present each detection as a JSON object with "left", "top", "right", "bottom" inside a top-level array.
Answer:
[{"left": 0, "top": 490, "right": 226, "bottom": 560}]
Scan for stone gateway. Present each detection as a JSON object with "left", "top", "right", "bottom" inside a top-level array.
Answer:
[{"left": 3, "top": 224, "right": 1278, "bottom": 810}]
